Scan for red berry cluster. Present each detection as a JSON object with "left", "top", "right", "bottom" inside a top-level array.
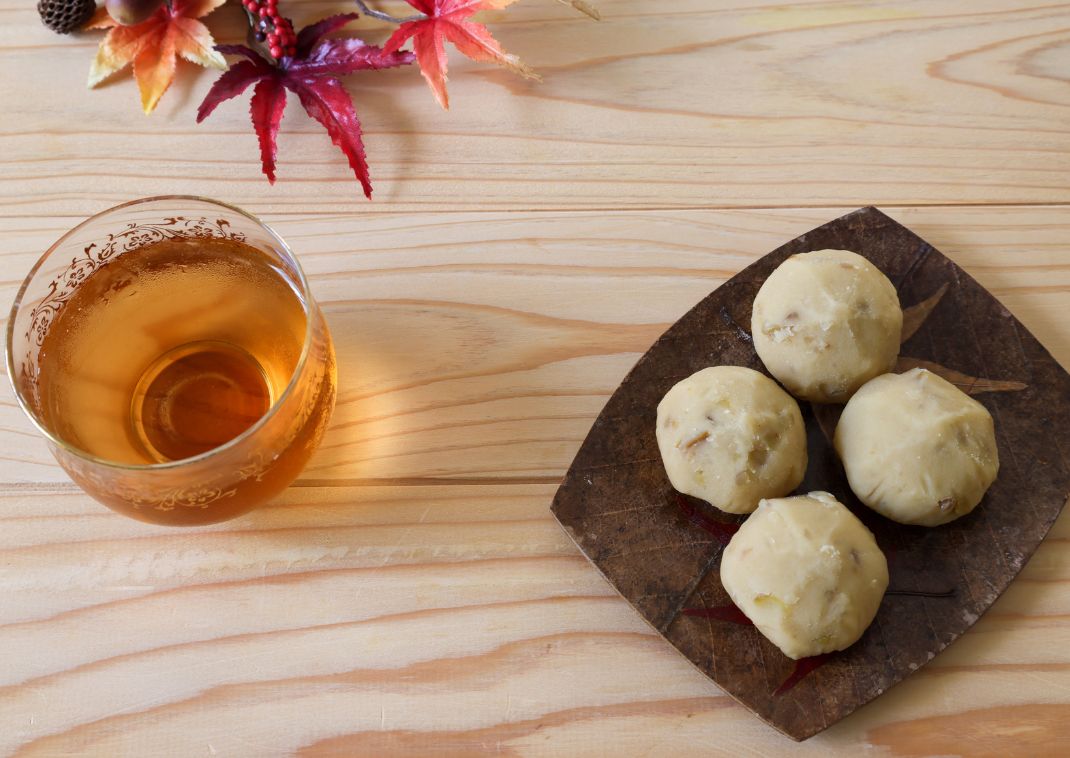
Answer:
[{"left": 242, "top": 0, "right": 295, "bottom": 59}]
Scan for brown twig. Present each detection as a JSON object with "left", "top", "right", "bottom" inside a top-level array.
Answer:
[{"left": 353, "top": 0, "right": 426, "bottom": 24}]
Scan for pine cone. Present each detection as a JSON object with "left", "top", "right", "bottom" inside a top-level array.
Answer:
[{"left": 37, "top": 0, "right": 95, "bottom": 35}]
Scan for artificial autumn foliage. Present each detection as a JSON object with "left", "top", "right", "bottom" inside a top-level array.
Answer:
[
  {"left": 197, "top": 14, "right": 413, "bottom": 198},
  {"left": 75, "top": 0, "right": 596, "bottom": 196},
  {"left": 383, "top": 0, "right": 538, "bottom": 110},
  {"left": 87, "top": 0, "right": 226, "bottom": 114}
]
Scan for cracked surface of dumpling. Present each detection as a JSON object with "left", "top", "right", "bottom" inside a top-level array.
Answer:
[
  {"left": 655, "top": 365, "right": 806, "bottom": 514},
  {"left": 720, "top": 491, "right": 889, "bottom": 660},
  {"left": 751, "top": 249, "right": 902, "bottom": 403},
  {"left": 835, "top": 368, "right": 999, "bottom": 526}
]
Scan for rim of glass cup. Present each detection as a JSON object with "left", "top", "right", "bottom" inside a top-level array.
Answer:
[{"left": 4, "top": 195, "right": 317, "bottom": 472}]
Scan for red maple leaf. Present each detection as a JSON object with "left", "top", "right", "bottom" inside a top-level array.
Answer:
[
  {"left": 196, "top": 14, "right": 413, "bottom": 198},
  {"left": 383, "top": 0, "right": 539, "bottom": 109}
]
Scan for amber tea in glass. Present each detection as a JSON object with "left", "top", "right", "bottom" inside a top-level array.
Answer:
[{"left": 6, "top": 197, "right": 336, "bottom": 525}]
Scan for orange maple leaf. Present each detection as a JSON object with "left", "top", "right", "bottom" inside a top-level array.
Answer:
[{"left": 87, "top": 0, "right": 227, "bottom": 114}]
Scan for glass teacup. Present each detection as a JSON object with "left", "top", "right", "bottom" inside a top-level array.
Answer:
[{"left": 5, "top": 197, "right": 336, "bottom": 526}]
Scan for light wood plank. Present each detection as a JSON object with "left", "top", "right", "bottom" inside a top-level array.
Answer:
[
  {"left": 0, "top": 483, "right": 1067, "bottom": 755},
  {"left": 0, "top": 1, "right": 1067, "bottom": 215},
  {"left": 2, "top": 206, "right": 1066, "bottom": 485}
]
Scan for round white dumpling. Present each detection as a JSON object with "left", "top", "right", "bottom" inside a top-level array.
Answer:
[
  {"left": 720, "top": 491, "right": 888, "bottom": 659},
  {"left": 834, "top": 368, "right": 999, "bottom": 526},
  {"left": 751, "top": 249, "right": 902, "bottom": 403},
  {"left": 655, "top": 365, "right": 806, "bottom": 515}
]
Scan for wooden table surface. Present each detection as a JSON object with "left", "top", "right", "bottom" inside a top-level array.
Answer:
[{"left": 2, "top": 1, "right": 1069, "bottom": 755}]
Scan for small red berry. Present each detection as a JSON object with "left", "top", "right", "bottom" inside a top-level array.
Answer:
[
  {"left": 258, "top": 7, "right": 269, "bottom": 17},
  {"left": 243, "top": 0, "right": 255, "bottom": 10},
  {"left": 269, "top": 44, "right": 282, "bottom": 58}
]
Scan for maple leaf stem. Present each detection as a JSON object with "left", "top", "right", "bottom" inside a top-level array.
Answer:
[{"left": 353, "top": 0, "right": 425, "bottom": 25}]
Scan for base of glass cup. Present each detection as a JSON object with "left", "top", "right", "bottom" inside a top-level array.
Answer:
[
  {"left": 130, "top": 340, "right": 274, "bottom": 464},
  {"left": 54, "top": 346, "right": 336, "bottom": 526}
]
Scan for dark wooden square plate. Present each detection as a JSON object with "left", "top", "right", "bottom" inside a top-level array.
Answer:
[{"left": 550, "top": 207, "right": 1070, "bottom": 740}]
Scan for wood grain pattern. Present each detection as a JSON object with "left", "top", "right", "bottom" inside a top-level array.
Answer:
[
  {"left": 2, "top": 207, "right": 1068, "bottom": 485},
  {"left": 1, "top": 1, "right": 1069, "bottom": 215},
  {"left": 3, "top": 0, "right": 1070, "bottom": 752},
  {"left": 1, "top": 205, "right": 1068, "bottom": 755}
]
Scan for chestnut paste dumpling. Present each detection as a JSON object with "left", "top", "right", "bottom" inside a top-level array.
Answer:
[
  {"left": 655, "top": 366, "right": 806, "bottom": 514},
  {"left": 834, "top": 368, "right": 999, "bottom": 526},
  {"left": 751, "top": 249, "right": 902, "bottom": 403},
  {"left": 720, "top": 492, "right": 889, "bottom": 660}
]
